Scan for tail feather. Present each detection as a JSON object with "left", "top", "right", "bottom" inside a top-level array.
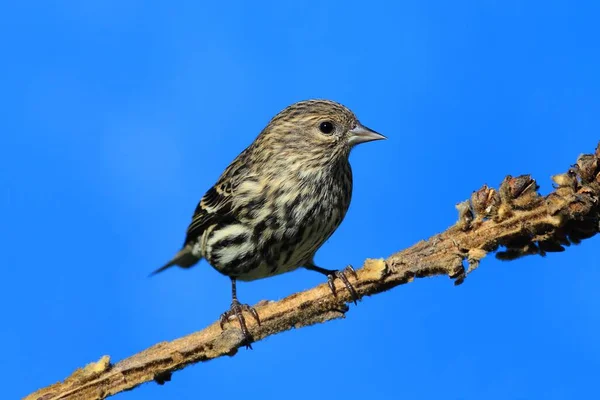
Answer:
[{"left": 149, "top": 246, "right": 201, "bottom": 277}]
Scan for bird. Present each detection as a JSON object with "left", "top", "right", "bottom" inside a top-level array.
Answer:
[{"left": 150, "top": 99, "right": 385, "bottom": 347}]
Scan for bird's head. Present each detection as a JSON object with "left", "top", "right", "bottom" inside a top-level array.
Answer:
[{"left": 258, "top": 99, "right": 385, "bottom": 162}]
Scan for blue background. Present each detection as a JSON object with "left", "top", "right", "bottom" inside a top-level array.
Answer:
[{"left": 3, "top": 1, "right": 599, "bottom": 399}]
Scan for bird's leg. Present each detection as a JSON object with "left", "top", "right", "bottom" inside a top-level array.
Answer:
[
  {"left": 219, "top": 278, "right": 261, "bottom": 349},
  {"left": 304, "top": 264, "right": 359, "bottom": 305}
]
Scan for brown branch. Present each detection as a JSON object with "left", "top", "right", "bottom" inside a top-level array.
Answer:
[{"left": 27, "top": 142, "right": 600, "bottom": 400}]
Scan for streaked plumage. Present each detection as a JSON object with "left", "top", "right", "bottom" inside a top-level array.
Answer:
[{"left": 151, "top": 99, "right": 385, "bottom": 346}]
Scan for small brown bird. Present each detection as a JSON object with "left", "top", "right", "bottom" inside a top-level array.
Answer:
[{"left": 151, "top": 99, "right": 385, "bottom": 346}]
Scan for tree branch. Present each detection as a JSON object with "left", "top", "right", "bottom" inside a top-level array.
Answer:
[{"left": 27, "top": 142, "right": 600, "bottom": 400}]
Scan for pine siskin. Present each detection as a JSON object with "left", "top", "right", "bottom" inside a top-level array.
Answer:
[{"left": 151, "top": 99, "right": 385, "bottom": 346}]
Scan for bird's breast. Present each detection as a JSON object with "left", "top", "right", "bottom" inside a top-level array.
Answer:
[
  {"left": 257, "top": 163, "right": 353, "bottom": 270},
  {"left": 204, "top": 162, "right": 353, "bottom": 281}
]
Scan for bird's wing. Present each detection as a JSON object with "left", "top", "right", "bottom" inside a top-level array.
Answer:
[
  {"left": 183, "top": 185, "right": 233, "bottom": 246},
  {"left": 183, "top": 153, "right": 252, "bottom": 246}
]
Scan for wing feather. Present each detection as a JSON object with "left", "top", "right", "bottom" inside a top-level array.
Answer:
[
  {"left": 184, "top": 186, "right": 234, "bottom": 245},
  {"left": 183, "top": 151, "right": 252, "bottom": 246}
]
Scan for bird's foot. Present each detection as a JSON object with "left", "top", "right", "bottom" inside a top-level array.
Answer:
[
  {"left": 326, "top": 265, "right": 360, "bottom": 305},
  {"left": 219, "top": 300, "right": 261, "bottom": 349}
]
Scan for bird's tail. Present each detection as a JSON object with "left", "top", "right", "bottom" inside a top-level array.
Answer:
[{"left": 149, "top": 245, "right": 201, "bottom": 277}]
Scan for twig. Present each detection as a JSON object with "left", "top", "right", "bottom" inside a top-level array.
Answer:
[{"left": 26, "top": 142, "right": 600, "bottom": 400}]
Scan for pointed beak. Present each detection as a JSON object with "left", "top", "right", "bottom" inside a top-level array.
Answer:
[{"left": 348, "top": 122, "right": 386, "bottom": 146}]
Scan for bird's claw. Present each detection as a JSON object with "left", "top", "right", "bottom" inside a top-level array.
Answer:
[
  {"left": 326, "top": 265, "right": 360, "bottom": 305},
  {"left": 219, "top": 300, "right": 261, "bottom": 349}
]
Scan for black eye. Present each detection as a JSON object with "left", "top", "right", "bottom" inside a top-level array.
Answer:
[{"left": 319, "top": 121, "right": 334, "bottom": 134}]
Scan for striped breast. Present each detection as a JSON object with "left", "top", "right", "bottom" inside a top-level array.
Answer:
[{"left": 202, "top": 160, "right": 352, "bottom": 281}]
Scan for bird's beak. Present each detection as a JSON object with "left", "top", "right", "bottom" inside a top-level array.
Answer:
[{"left": 348, "top": 123, "right": 386, "bottom": 146}]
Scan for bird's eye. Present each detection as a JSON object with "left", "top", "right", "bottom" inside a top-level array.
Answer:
[{"left": 319, "top": 121, "right": 334, "bottom": 134}]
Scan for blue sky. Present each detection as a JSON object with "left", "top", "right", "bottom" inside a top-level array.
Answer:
[{"left": 3, "top": 1, "right": 599, "bottom": 399}]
